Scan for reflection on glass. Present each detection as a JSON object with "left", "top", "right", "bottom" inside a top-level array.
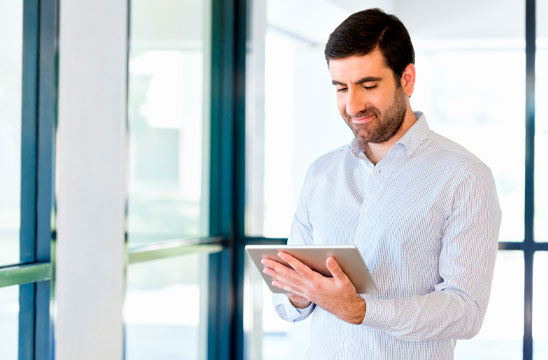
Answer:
[
  {"left": 244, "top": 255, "right": 310, "bottom": 360},
  {"left": 534, "top": 252, "right": 548, "bottom": 359},
  {"left": 535, "top": 0, "right": 548, "bottom": 242},
  {"left": 455, "top": 251, "right": 523, "bottom": 359},
  {"left": 0, "top": 1, "right": 23, "bottom": 265},
  {"left": 0, "top": 285, "right": 19, "bottom": 359},
  {"left": 127, "top": 0, "right": 211, "bottom": 246},
  {"left": 124, "top": 254, "right": 208, "bottom": 360}
]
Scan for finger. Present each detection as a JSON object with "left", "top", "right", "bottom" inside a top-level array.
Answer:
[
  {"left": 326, "top": 257, "right": 348, "bottom": 283},
  {"left": 262, "top": 260, "right": 306, "bottom": 289},
  {"left": 271, "top": 280, "right": 307, "bottom": 298},
  {"left": 261, "top": 258, "right": 301, "bottom": 281},
  {"left": 261, "top": 258, "right": 300, "bottom": 279},
  {"left": 261, "top": 257, "right": 289, "bottom": 271},
  {"left": 278, "top": 252, "right": 316, "bottom": 279},
  {"left": 263, "top": 266, "right": 292, "bottom": 284}
]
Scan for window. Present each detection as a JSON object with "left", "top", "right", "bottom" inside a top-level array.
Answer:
[
  {"left": 535, "top": 0, "right": 548, "bottom": 242},
  {"left": 124, "top": 1, "right": 217, "bottom": 359},
  {"left": 125, "top": 254, "right": 209, "bottom": 359},
  {"left": 0, "top": 0, "right": 56, "bottom": 359},
  {"left": 0, "top": 0, "right": 24, "bottom": 268},
  {"left": 0, "top": 286, "right": 19, "bottom": 358}
]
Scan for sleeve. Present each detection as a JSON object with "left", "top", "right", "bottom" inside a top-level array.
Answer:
[
  {"left": 360, "top": 162, "right": 502, "bottom": 341},
  {"left": 272, "top": 168, "right": 317, "bottom": 322}
]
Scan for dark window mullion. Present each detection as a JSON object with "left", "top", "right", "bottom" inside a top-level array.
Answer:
[
  {"left": 19, "top": 1, "right": 40, "bottom": 359},
  {"left": 244, "top": 237, "right": 287, "bottom": 245},
  {"left": 524, "top": 0, "right": 536, "bottom": 359},
  {"left": 20, "top": 0, "right": 40, "bottom": 266},
  {"left": 35, "top": 0, "right": 57, "bottom": 357},
  {"left": 207, "top": 0, "right": 237, "bottom": 359}
]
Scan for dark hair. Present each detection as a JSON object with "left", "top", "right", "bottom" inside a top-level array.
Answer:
[{"left": 324, "top": 8, "right": 415, "bottom": 79}]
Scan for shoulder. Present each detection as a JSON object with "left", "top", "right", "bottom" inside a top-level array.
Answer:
[
  {"left": 426, "top": 131, "right": 492, "bottom": 175},
  {"left": 298, "top": 144, "right": 353, "bottom": 199},
  {"left": 424, "top": 131, "right": 497, "bottom": 199},
  {"left": 305, "top": 144, "right": 351, "bottom": 178}
]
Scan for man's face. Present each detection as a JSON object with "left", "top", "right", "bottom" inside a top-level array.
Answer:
[{"left": 328, "top": 49, "right": 408, "bottom": 144}]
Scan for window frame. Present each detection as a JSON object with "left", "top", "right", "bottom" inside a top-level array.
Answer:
[{"left": 0, "top": 0, "right": 57, "bottom": 359}]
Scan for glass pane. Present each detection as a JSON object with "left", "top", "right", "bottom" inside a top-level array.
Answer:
[
  {"left": 534, "top": 252, "right": 548, "bottom": 359},
  {"left": 127, "top": 0, "right": 211, "bottom": 246},
  {"left": 245, "top": 0, "right": 524, "bottom": 242},
  {"left": 0, "top": 1, "right": 23, "bottom": 265},
  {"left": 244, "top": 254, "right": 311, "bottom": 360},
  {"left": 245, "top": 0, "right": 352, "bottom": 237},
  {"left": 0, "top": 285, "right": 19, "bottom": 359},
  {"left": 455, "top": 251, "right": 523, "bottom": 359},
  {"left": 535, "top": 0, "right": 548, "bottom": 242},
  {"left": 411, "top": 49, "right": 524, "bottom": 243},
  {"left": 124, "top": 253, "right": 209, "bottom": 360}
]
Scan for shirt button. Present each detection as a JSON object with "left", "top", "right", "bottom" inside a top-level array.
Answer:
[
  {"left": 343, "top": 340, "right": 350, "bottom": 348},
  {"left": 362, "top": 207, "right": 368, "bottom": 213}
]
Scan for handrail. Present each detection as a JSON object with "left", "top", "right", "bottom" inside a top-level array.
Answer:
[
  {"left": 0, "top": 262, "right": 52, "bottom": 288},
  {"left": 127, "top": 236, "right": 224, "bottom": 264}
]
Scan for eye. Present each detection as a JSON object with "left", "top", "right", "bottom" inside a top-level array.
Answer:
[
  {"left": 364, "top": 85, "right": 377, "bottom": 90},
  {"left": 336, "top": 87, "right": 347, "bottom": 93}
]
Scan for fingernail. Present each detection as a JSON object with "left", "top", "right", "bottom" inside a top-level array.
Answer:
[{"left": 277, "top": 252, "right": 284, "bottom": 259}]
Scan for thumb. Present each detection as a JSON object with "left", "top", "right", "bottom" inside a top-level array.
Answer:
[{"left": 326, "top": 257, "right": 346, "bottom": 282}]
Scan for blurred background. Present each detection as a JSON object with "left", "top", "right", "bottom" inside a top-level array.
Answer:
[{"left": 0, "top": 0, "right": 546, "bottom": 359}]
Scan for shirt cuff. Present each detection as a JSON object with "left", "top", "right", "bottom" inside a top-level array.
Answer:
[
  {"left": 360, "top": 296, "right": 396, "bottom": 330},
  {"left": 274, "top": 293, "right": 315, "bottom": 322}
]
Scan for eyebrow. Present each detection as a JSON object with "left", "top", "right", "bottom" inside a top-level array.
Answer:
[{"left": 331, "top": 76, "right": 382, "bottom": 86}]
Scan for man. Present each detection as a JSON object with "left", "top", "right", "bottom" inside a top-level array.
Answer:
[{"left": 261, "top": 8, "right": 502, "bottom": 360}]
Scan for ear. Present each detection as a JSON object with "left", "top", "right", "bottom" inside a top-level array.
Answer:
[{"left": 400, "top": 63, "right": 416, "bottom": 97}]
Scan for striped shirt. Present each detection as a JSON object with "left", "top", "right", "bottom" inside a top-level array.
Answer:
[{"left": 273, "top": 112, "right": 502, "bottom": 360}]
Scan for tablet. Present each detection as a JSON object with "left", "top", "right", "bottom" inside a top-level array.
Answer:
[{"left": 245, "top": 245, "right": 378, "bottom": 294}]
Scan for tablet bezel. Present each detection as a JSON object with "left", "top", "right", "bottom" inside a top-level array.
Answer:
[{"left": 245, "top": 245, "right": 378, "bottom": 295}]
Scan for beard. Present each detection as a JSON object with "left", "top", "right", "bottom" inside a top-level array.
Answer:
[{"left": 344, "top": 87, "right": 407, "bottom": 144}]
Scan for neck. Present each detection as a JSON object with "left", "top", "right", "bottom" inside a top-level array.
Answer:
[{"left": 363, "top": 108, "right": 417, "bottom": 165}]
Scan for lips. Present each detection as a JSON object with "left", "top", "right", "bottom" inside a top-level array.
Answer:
[{"left": 352, "top": 114, "right": 375, "bottom": 124}]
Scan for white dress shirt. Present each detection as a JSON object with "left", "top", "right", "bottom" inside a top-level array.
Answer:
[{"left": 273, "top": 112, "right": 502, "bottom": 359}]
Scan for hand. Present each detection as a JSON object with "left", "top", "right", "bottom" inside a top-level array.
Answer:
[{"left": 261, "top": 252, "right": 366, "bottom": 324}]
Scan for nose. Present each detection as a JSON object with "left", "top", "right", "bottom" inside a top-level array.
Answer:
[{"left": 345, "top": 89, "right": 364, "bottom": 117}]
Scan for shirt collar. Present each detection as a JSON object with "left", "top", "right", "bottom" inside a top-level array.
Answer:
[
  {"left": 348, "top": 137, "right": 364, "bottom": 158},
  {"left": 347, "top": 111, "right": 430, "bottom": 158},
  {"left": 396, "top": 111, "right": 430, "bottom": 156}
]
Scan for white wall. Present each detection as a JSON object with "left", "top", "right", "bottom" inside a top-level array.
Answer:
[{"left": 56, "top": 0, "right": 127, "bottom": 359}]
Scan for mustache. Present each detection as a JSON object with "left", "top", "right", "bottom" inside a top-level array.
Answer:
[{"left": 345, "top": 107, "right": 380, "bottom": 119}]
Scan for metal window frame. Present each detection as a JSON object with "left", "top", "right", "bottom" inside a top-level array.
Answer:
[
  {"left": 0, "top": 0, "right": 58, "bottom": 359},
  {"left": 523, "top": 0, "right": 536, "bottom": 359}
]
